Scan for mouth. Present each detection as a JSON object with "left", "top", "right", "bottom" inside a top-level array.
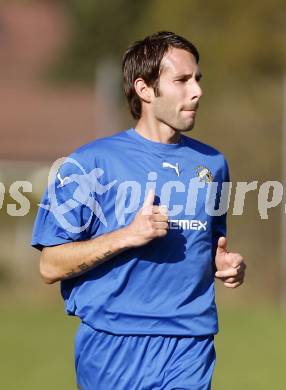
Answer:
[
  {"left": 182, "top": 109, "right": 197, "bottom": 115},
  {"left": 182, "top": 104, "right": 199, "bottom": 113},
  {"left": 182, "top": 107, "right": 198, "bottom": 115}
]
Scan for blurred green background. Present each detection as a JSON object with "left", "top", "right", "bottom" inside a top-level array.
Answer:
[{"left": 1, "top": 0, "right": 286, "bottom": 388}]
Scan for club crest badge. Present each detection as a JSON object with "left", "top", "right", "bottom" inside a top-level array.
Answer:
[{"left": 196, "top": 166, "right": 213, "bottom": 183}]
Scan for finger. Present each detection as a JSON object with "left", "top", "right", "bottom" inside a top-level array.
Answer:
[
  {"left": 216, "top": 236, "right": 227, "bottom": 255},
  {"left": 231, "top": 255, "right": 245, "bottom": 268},
  {"left": 156, "top": 229, "right": 168, "bottom": 237},
  {"left": 153, "top": 221, "right": 169, "bottom": 230},
  {"left": 221, "top": 273, "right": 245, "bottom": 284},
  {"left": 215, "top": 267, "right": 241, "bottom": 278},
  {"left": 152, "top": 205, "right": 163, "bottom": 213},
  {"left": 158, "top": 205, "right": 168, "bottom": 215},
  {"left": 233, "top": 261, "right": 246, "bottom": 274},
  {"left": 215, "top": 259, "right": 246, "bottom": 278},
  {"left": 153, "top": 213, "right": 169, "bottom": 222},
  {"left": 152, "top": 205, "right": 168, "bottom": 215},
  {"left": 224, "top": 280, "right": 243, "bottom": 288}
]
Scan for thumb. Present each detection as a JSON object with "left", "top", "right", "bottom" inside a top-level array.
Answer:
[
  {"left": 217, "top": 236, "right": 227, "bottom": 255},
  {"left": 142, "top": 189, "right": 155, "bottom": 215},
  {"left": 143, "top": 189, "right": 155, "bottom": 207}
]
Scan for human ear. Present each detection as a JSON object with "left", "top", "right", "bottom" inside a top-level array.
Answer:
[{"left": 134, "top": 78, "right": 152, "bottom": 103}]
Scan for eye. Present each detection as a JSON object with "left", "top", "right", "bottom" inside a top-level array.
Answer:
[{"left": 175, "top": 78, "right": 187, "bottom": 83}]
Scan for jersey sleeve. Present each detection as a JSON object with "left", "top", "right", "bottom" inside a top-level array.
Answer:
[
  {"left": 212, "top": 157, "right": 230, "bottom": 255},
  {"left": 31, "top": 153, "right": 100, "bottom": 251}
]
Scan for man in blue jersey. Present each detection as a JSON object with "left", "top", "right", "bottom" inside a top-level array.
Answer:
[{"left": 32, "top": 31, "right": 246, "bottom": 390}]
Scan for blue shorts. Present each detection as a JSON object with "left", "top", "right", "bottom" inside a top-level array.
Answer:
[{"left": 75, "top": 322, "right": 216, "bottom": 390}]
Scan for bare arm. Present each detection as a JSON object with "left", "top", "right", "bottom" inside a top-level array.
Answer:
[
  {"left": 40, "top": 190, "right": 168, "bottom": 284},
  {"left": 40, "top": 227, "right": 132, "bottom": 284}
]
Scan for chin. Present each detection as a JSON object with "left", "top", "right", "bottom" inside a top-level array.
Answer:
[
  {"left": 167, "top": 118, "right": 195, "bottom": 133},
  {"left": 178, "top": 121, "right": 195, "bottom": 132},
  {"left": 181, "top": 126, "right": 194, "bottom": 132}
]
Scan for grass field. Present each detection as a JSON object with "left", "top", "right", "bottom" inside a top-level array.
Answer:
[{"left": 1, "top": 303, "right": 286, "bottom": 389}]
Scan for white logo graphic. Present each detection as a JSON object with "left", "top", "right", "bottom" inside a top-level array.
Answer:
[
  {"left": 162, "top": 162, "right": 180, "bottom": 176},
  {"left": 39, "top": 158, "right": 117, "bottom": 233},
  {"left": 169, "top": 219, "right": 207, "bottom": 231},
  {"left": 57, "top": 173, "right": 70, "bottom": 188}
]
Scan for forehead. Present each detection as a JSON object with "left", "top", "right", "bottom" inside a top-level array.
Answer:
[{"left": 160, "top": 47, "right": 200, "bottom": 76}]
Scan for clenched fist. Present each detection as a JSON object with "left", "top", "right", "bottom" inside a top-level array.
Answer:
[{"left": 125, "top": 190, "right": 169, "bottom": 248}]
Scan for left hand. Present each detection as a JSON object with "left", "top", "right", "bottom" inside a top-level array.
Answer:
[{"left": 215, "top": 237, "right": 246, "bottom": 288}]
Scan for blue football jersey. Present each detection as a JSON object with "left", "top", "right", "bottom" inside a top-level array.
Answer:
[{"left": 32, "top": 128, "right": 229, "bottom": 336}]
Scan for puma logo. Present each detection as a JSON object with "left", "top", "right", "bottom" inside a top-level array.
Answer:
[{"left": 162, "top": 162, "right": 180, "bottom": 176}]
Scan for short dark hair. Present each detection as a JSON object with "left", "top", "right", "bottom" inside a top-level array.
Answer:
[{"left": 122, "top": 31, "right": 200, "bottom": 120}]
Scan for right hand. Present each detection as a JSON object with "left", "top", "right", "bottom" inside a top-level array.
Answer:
[{"left": 125, "top": 190, "right": 169, "bottom": 248}]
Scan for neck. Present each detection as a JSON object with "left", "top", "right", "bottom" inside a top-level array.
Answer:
[{"left": 135, "top": 116, "right": 181, "bottom": 144}]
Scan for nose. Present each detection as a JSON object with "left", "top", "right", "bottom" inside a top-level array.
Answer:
[{"left": 191, "top": 80, "right": 203, "bottom": 101}]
